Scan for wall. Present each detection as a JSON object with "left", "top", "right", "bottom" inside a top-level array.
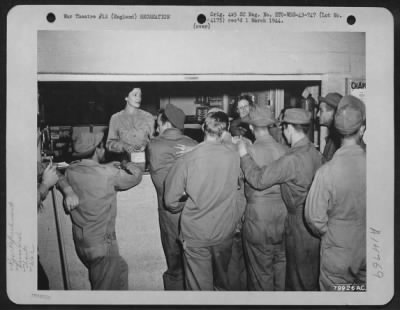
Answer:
[
  {"left": 160, "top": 96, "right": 197, "bottom": 115},
  {"left": 38, "top": 31, "right": 365, "bottom": 93}
]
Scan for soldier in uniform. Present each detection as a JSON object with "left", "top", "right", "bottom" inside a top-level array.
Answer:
[
  {"left": 305, "top": 95, "right": 366, "bottom": 290},
  {"left": 164, "top": 112, "right": 242, "bottom": 290},
  {"left": 37, "top": 127, "right": 79, "bottom": 289},
  {"left": 175, "top": 109, "right": 248, "bottom": 291},
  {"left": 241, "top": 105, "right": 288, "bottom": 291},
  {"left": 237, "top": 108, "right": 324, "bottom": 291},
  {"left": 147, "top": 104, "right": 197, "bottom": 290},
  {"left": 65, "top": 132, "right": 142, "bottom": 290}
]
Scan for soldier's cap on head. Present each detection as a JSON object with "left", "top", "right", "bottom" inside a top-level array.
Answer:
[
  {"left": 318, "top": 92, "right": 343, "bottom": 109},
  {"left": 72, "top": 132, "right": 104, "bottom": 158},
  {"left": 334, "top": 95, "right": 366, "bottom": 135},
  {"left": 282, "top": 108, "right": 311, "bottom": 125},
  {"left": 242, "top": 105, "right": 276, "bottom": 127},
  {"left": 164, "top": 103, "right": 185, "bottom": 130}
]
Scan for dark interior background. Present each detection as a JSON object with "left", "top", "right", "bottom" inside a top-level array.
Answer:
[{"left": 38, "top": 80, "right": 321, "bottom": 126}]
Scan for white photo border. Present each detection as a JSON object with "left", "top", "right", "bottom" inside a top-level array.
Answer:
[{"left": 6, "top": 5, "right": 394, "bottom": 305}]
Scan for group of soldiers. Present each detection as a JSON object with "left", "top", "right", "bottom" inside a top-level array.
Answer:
[{"left": 37, "top": 87, "right": 366, "bottom": 292}]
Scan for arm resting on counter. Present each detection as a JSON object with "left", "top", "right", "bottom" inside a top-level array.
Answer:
[
  {"left": 106, "top": 140, "right": 126, "bottom": 153},
  {"left": 112, "top": 162, "right": 143, "bottom": 191}
]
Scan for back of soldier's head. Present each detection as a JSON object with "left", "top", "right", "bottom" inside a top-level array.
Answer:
[{"left": 203, "top": 112, "right": 229, "bottom": 138}]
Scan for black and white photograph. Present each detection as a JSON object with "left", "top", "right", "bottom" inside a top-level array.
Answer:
[{"left": 6, "top": 5, "right": 394, "bottom": 305}]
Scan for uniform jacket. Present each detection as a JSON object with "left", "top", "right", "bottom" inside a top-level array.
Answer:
[
  {"left": 220, "top": 131, "right": 247, "bottom": 225},
  {"left": 244, "top": 135, "right": 288, "bottom": 244},
  {"left": 241, "top": 137, "right": 324, "bottom": 213},
  {"left": 106, "top": 109, "right": 154, "bottom": 152},
  {"left": 323, "top": 128, "right": 366, "bottom": 162},
  {"left": 164, "top": 140, "right": 241, "bottom": 247},
  {"left": 65, "top": 159, "right": 142, "bottom": 259},
  {"left": 147, "top": 128, "right": 197, "bottom": 208},
  {"left": 305, "top": 144, "right": 366, "bottom": 280},
  {"left": 245, "top": 135, "right": 288, "bottom": 201}
]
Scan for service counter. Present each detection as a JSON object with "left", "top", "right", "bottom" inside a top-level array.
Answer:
[{"left": 38, "top": 174, "right": 166, "bottom": 290}]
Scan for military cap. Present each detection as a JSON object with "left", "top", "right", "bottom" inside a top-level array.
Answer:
[
  {"left": 334, "top": 95, "right": 366, "bottom": 134},
  {"left": 282, "top": 108, "right": 311, "bottom": 125},
  {"left": 318, "top": 92, "right": 343, "bottom": 109},
  {"left": 242, "top": 105, "right": 276, "bottom": 127},
  {"left": 165, "top": 103, "right": 185, "bottom": 130},
  {"left": 72, "top": 132, "right": 104, "bottom": 158}
]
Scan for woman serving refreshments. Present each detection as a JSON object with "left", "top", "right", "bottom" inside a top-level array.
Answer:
[{"left": 106, "top": 87, "right": 155, "bottom": 162}]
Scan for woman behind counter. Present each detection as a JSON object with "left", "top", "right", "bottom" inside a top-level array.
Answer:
[
  {"left": 230, "top": 94, "right": 256, "bottom": 142},
  {"left": 106, "top": 88, "right": 155, "bottom": 160}
]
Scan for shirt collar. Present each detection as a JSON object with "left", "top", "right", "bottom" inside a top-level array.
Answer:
[
  {"left": 335, "top": 144, "right": 365, "bottom": 156},
  {"left": 71, "top": 158, "right": 100, "bottom": 166},
  {"left": 291, "top": 136, "right": 309, "bottom": 149},
  {"left": 160, "top": 128, "right": 183, "bottom": 139},
  {"left": 203, "top": 138, "right": 223, "bottom": 145},
  {"left": 221, "top": 131, "right": 233, "bottom": 144}
]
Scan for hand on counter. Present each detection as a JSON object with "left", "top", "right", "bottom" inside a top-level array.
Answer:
[
  {"left": 123, "top": 143, "right": 136, "bottom": 153},
  {"left": 112, "top": 160, "right": 145, "bottom": 175},
  {"left": 123, "top": 143, "right": 145, "bottom": 153}
]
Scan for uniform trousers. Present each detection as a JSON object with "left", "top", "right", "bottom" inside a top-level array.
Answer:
[
  {"left": 75, "top": 238, "right": 128, "bottom": 290},
  {"left": 319, "top": 222, "right": 366, "bottom": 291},
  {"left": 158, "top": 209, "right": 185, "bottom": 290},
  {"left": 243, "top": 239, "right": 286, "bottom": 291},
  {"left": 227, "top": 230, "right": 247, "bottom": 290},
  {"left": 320, "top": 257, "right": 366, "bottom": 291},
  {"left": 182, "top": 238, "right": 233, "bottom": 290},
  {"left": 242, "top": 197, "right": 287, "bottom": 291},
  {"left": 285, "top": 208, "right": 320, "bottom": 291}
]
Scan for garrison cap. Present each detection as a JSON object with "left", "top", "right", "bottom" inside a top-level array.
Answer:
[
  {"left": 72, "top": 132, "right": 104, "bottom": 158},
  {"left": 318, "top": 92, "right": 343, "bottom": 109},
  {"left": 334, "top": 95, "right": 366, "bottom": 134},
  {"left": 165, "top": 103, "right": 185, "bottom": 130},
  {"left": 242, "top": 105, "right": 276, "bottom": 127},
  {"left": 282, "top": 108, "right": 311, "bottom": 125}
]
